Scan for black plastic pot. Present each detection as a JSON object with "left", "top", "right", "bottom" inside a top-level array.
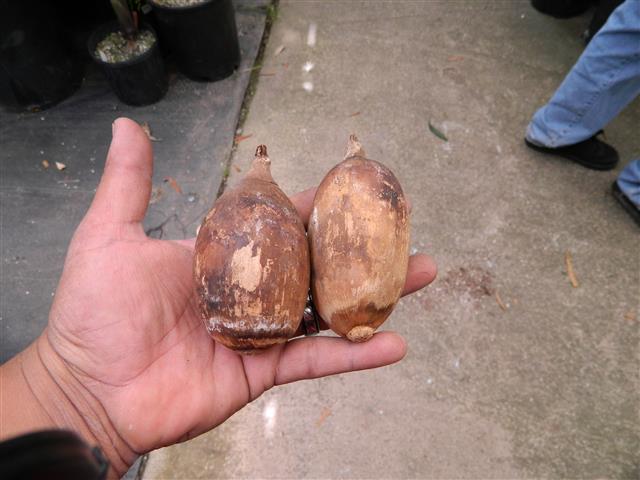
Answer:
[
  {"left": 0, "top": 0, "right": 84, "bottom": 111},
  {"left": 149, "top": 0, "right": 241, "bottom": 81},
  {"left": 88, "top": 23, "right": 168, "bottom": 106}
]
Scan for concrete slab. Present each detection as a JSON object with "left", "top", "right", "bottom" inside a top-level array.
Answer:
[
  {"left": 0, "top": 3, "right": 268, "bottom": 364},
  {"left": 144, "top": 0, "right": 639, "bottom": 478}
]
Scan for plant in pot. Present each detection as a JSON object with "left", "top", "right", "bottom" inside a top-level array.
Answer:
[
  {"left": 88, "top": 0, "right": 168, "bottom": 106},
  {"left": 148, "top": 0, "right": 241, "bottom": 81}
]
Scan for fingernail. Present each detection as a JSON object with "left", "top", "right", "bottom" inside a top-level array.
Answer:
[{"left": 112, "top": 119, "right": 119, "bottom": 137}]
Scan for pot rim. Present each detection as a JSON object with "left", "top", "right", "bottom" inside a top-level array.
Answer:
[
  {"left": 88, "top": 21, "right": 160, "bottom": 68},
  {"left": 148, "top": 0, "right": 215, "bottom": 12}
]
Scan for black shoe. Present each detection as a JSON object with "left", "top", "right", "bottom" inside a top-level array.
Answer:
[
  {"left": 584, "top": 0, "right": 624, "bottom": 44},
  {"left": 612, "top": 181, "right": 640, "bottom": 227},
  {"left": 524, "top": 134, "right": 619, "bottom": 171},
  {"left": 531, "top": 0, "right": 593, "bottom": 19}
]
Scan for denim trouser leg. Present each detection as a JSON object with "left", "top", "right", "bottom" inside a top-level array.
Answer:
[
  {"left": 526, "top": 0, "right": 640, "bottom": 147},
  {"left": 617, "top": 159, "right": 640, "bottom": 207}
]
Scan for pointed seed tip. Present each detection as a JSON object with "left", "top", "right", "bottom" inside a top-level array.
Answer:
[
  {"left": 255, "top": 144, "right": 268, "bottom": 157},
  {"left": 345, "top": 134, "right": 365, "bottom": 159}
]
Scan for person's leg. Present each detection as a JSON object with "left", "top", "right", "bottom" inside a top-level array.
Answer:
[
  {"left": 526, "top": 0, "right": 640, "bottom": 148},
  {"left": 613, "top": 159, "right": 640, "bottom": 226},
  {"left": 617, "top": 159, "right": 640, "bottom": 206}
]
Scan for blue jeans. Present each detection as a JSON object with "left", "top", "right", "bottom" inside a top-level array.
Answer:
[
  {"left": 618, "top": 159, "right": 640, "bottom": 207},
  {"left": 526, "top": 0, "right": 640, "bottom": 206}
]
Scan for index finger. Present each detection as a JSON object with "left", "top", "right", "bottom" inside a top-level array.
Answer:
[{"left": 274, "top": 332, "right": 407, "bottom": 386}]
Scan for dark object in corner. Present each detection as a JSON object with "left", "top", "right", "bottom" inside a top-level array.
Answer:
[
  {"left": 149, "top": 0, "right": 241, "bottom": 81},
  {"left": 0, "top": 0, "right": 84, "bottom": 111},
  {"left": 530, "top": 0, "right": 594, "bottom": 18},
  {"left": 0, "top": 429, "right": 109, "bottom": 480},
  {"left": 612, "top": 181, "right": 640, "bottom": 228}
]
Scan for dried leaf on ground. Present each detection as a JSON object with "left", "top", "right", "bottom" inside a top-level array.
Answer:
[
  {"left": 495, "top": 291, "right": 507, "bottom": 311},
  {"left": 315, "top": 407, "right": 332, "bottom": 427},
  {"left": 348, "top": 111, "right": 361, "bottom": 117},
  {"left": 164, "top": 176, "right": 183, "bottom": 195},
  {"left": 624, "top": 310, "right": 637, "bottom": 323},
  {"left": 448, "top": 55, "right": 464, "bottom": 62},
  {"left": 565, "top": 251, "right": 579, "bottom": 288},
  {"left": 274, "top": 45, "right": 285, "bottom": 56},
  {"left": 41, "top": 160, "right": 50, "bottom": 169},
  {"left": 233, "top": 165, "right": 242, "bottom": 173},
  {"left": 150, "top": 186, "right": 164, "bottom": 204},
  {"left": 428, "top": 121, "right": 448, "bottom": 142},
  {"left": 141, "top": 121, "right": 160, "bottom": 141},
  {"left": 234, "top": 134, "right": 253, "bottom": 144},
  {"left": 55, "top": 162, "right": 66, "bottom": 171}
]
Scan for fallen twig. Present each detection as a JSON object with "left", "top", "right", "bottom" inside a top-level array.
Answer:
[
  {"left": 141, "top": 121, "right": 161, "bottom": 141},
  {"left": 495, "top": 291, "right": 507, "bottom": 311},
  {"left": 163, "top": 176, "right": 183, "bottom": 195},
  {"left": 565, "top": 251, "right": 579, "bottom": 288},
  {"left": 240, "top": 64, "right": 263, "bottom": 74},
  {"left": 315, "top": 407, "right": 332, "bottom": 427}
]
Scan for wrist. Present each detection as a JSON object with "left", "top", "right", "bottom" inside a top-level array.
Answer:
[
  {"left": 1, "top": 332, "right": 136, "bottom": 479},
  {"left": 1, "top": 340, "right": 56, "bottom": 440}
]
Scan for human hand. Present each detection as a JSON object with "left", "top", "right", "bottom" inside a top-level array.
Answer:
[{"left": 6, "top": 118, "right": 436, "bottom": 478}]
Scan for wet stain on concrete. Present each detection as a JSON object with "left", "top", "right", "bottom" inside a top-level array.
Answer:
[
  {"left": 422, "top": 266, "right": 494, "bottom": 310},
  {"left": 442, "top": 266, "right": 494, "bottom": 298}
]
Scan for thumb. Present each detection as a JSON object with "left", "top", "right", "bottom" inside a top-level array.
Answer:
[{"left": 85, "top": 118, "right": 153, "bottom": 226}]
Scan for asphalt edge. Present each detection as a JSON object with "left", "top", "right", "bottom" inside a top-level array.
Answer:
[{"left": 215, "top": 0, "right": 279, "bottom": 200}]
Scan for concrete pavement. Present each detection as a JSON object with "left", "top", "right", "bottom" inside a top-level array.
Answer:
[{"left": 144, "top": 1, "right": 639, "bottom": 478}]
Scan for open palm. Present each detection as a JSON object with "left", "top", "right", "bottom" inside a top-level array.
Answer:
[{"left": 43, "top": 118, "right": 437, "bottom": 471}]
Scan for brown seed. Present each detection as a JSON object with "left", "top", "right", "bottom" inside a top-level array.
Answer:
[
  {"left": 194, "top": 146, "right": 310, "bottom": 354},
  {"left": 309, "top": 135, "right": 410, "bottom": 342}
]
